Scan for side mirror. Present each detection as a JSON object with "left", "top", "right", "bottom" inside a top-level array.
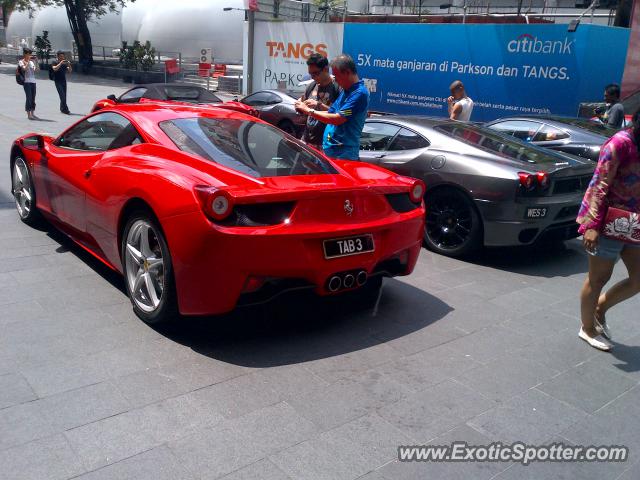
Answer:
[
  {"left": 21, "top": 135, "right": 44, "bottom": 151},
  {"left": 107, "top": 94, "right": 117, "bottom": 102}
]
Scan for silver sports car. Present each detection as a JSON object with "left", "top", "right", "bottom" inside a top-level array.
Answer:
[
  {"left": 359, "top": 116, "right": 595, "bottom": 257},
  {"left": 239, "top": 89, "right": 307, "bottom": 137}
]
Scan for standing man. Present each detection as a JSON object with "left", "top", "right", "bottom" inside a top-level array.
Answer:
[
  {"left": 295, "top": 54, "right": 369, "bottom": 160},
  {"left": 599, "top": 83, "right": 625, "bottom": 128},
  {"left": 298, "top": 53, "right": 340, "bottom": 149},
  {"left": 18, "top": 48, "right": 39, "bottom": 120},
  {"left": 447, "top": 80, "right": 474, "bottom": 121},
  {"left": 51, "top": 50, "right": 72, "bottom": 114}
]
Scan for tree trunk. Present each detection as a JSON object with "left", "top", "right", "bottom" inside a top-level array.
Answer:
[
  {"left": 64, "top": 0, "right": 94, "bottom": 67},
  {"left": 614, "top": 0, "right": 632, "bottom": 28}
]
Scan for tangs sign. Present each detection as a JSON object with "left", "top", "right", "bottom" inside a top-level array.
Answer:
[{"left": 250, "top": 22, "right": 343, "bottom": 92}]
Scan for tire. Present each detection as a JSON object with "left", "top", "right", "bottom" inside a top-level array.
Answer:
[
  {"left": 424, "top": 188, "right": 482, "bottom": 257},
  {"left": 11, "top": 157, "right": 41, "bottom": 226},
  {"left": 278, "top": 120, "right": 297, "bottom": 136},
  {"left": 121, "top": 210, "right": 178, "bottom": 325}
]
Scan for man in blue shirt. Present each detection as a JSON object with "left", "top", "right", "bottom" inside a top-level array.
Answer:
[{"left": 295, "top": 54, "right": 369, "bottom": 160}]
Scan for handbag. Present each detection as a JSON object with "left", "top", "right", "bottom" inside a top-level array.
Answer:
[
  {"left": 15, "top": 66, "right": 25, "bottom": 85},
  {"left": 601, "top": 206, "right": 640, "bottom": 244}
]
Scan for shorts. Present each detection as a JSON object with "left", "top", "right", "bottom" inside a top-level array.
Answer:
[{"left": 587, "top": 236, "right": 640, "bottom": 261}]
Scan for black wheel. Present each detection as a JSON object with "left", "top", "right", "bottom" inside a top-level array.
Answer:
[
  {"left": 424, "top": 188, "right": 482, "bottom": 257},
  {"left": 121, "top": 210, "right": 178, "bottom": 325},
  {"left": 278, "top": 120, "right": 297, "bottom": 137},
  {"left": 11, "top": 157, "right": 41, "bottom": 226}
]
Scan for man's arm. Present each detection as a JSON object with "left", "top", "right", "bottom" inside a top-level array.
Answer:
[
  {"left": 449, "top": 102, "right": 462, "bottom": 120},
  {"left": 295, "top": 101, "right": 347, "bottom": 126},
  {"left": 67, "top": 61, "right": 72, "bottom": 73}
]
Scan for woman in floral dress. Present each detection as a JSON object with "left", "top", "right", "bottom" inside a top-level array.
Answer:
[{"left": 577, "top": 109, "right": 640, "bottom": 351}]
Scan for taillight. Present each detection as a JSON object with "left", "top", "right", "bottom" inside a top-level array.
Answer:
[
  {"left": 536, "top": 171, "right": 549, "bottom": 190},
  {"left": 518, "top": 172, "right": 535, "bottom": 191},
  {"left": 194, "top": 186, "right": 234, "bottom": 221},
  {"left": 409, "top": 180, "right": 425, "bottom": 204}
]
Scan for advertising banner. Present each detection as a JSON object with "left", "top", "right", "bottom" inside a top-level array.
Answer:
[
  {"left": 252, "top": 21, "right": 344, "bottom": 92},
  {"left": 344, "top": 23, "right": 630, "bottom": 121}
]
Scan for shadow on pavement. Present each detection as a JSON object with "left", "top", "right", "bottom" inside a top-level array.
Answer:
[
  {"left": 466, "top": 239, "right": 588, "bottom": 279},
  {"left": 608, "top": 343, "right": 640, "bottom": 374},
  {"left": 161, "top": 278, "right": 452, "bottom": 368}
]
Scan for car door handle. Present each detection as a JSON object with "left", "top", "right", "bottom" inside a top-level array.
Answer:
[
  {"left": 84, "top": 169, "right": 92, "bottom": 179},
  {"left": 374, "top": 154, "right": 386, "bottom": 159}
]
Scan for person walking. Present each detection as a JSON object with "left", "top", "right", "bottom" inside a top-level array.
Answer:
[
  {"left": 577, "top": 108, "right": 640, "bottom": 351},
  {"left": 298, "top": 53, "right": 340, "bottom": 149},
  {"left": 51, "top": 50, "right": 72, "bottom": 114},
  {"left": 447, "top": 80, "right": 474, "bottom": 121},
  {"left": 18, "top": 48, "right": 39, "bottom": 120},
  {"left": 294, "top": 54, "right": 369, "bottom": 160},
  {"left": 599, "top": 83, "right": 625, "bottom": 128}
]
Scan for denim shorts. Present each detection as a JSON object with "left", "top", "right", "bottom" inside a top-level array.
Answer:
[{"left": 587, "top": 236, "right": 640, "bottom": 261}]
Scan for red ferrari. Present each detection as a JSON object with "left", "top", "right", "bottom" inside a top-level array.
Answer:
[
  {"left": 10, "top": 104, "right": 425, "bottom": 324},
  {"left": 91, "top": 83, "right": 258, "bottom": 118}
]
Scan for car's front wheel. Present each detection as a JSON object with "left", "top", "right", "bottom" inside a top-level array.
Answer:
[
  {"left": 12, "top": 157, "right": 41, "bottom": 225},
  {"left": 424, "top": 188, "right": 482, "bottom": 257},
  {"left": 121, "top": 211, "right": 178, "bottom": 325}
]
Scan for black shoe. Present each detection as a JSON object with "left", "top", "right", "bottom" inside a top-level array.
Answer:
[{"left": 61, "top": 109, "right": 71, "bottom": 114}]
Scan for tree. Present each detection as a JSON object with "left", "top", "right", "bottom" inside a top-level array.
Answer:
[
  {"left": 9, "top": 0, "right": 134, "bottom": 66},
  {"left": 2, "top": 1, "right": 18, "bottom": 27}
]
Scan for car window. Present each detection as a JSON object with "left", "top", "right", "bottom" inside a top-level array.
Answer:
[
  {"left": 489, "top": 120, "right": 542, "bottom": 142},
  {"left": 360, "top": 122, "right": 401, "bottom": 151},
  {"left": 119, "top": 87, "right": 147, "bottom": 102},
  {"left": 55, "top": 112, "right": 138, "bottom": 151},
  {"left": 388, "top": 128, "right": 429, "bottom": 151},
  {"left": 159, "top": 86, "right": 222, "bottom": 103},
  {"left": 533, "top": 124, "right": 570, "bottom": 142},
  {"left": 242, "top": 92, "right": 281, "bottom": 106},
  {"left": 159, "top": 117, "right": 338, "bottom": 178}
]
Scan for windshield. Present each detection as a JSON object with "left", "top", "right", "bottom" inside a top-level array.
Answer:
[
  {"left": 548, "top": 118, "right": 617, "bottom": 137},
  {"left": 434, "top": 123, "right": 566, "bottom": 164},
  {"left": 160, "top": 117, "right": 338, "bottom": 178}
]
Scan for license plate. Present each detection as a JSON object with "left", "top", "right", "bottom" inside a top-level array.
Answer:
[
  {"left": 323, "top": 235, "right": 375, "bottom": 259},
  {"left": 526, "top": 207, "right": 548, "bottom": 219}
]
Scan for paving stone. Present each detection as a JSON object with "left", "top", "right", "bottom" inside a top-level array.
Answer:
[
  {"left": 219, "top": 459, "right": 292, "bottom": 480},
  {"left": 468, "top": 388, "right": 588, "bottom": 445},
  {"left": 0, "top": 373, "right": 37, "bottom": 410},
  {"left": 0, "top": 434, "right": 85, "bottom": 480},
  {"left": 71, "top": 445, "right": 196, "bottom": 480},
  {"left": 37, "top": 381, "right": 131, "bottom": 431},
  {"left": 439, "top": 326, "right": 534, "bottom": 364},
  {"left": 537, "top": 362, "right": 637, "bottom": 413},
  {"left": 377, "top": 379, "right": 497, "bottom": 442},
  {"left": 456, "top": 355, "right": 559, "bottom": 403},
  {"left": 65, "top": 392, "right": 224, "bottom": 471},
  {"left": 0, "top": 401, "right": 56, "bottom": 450}
]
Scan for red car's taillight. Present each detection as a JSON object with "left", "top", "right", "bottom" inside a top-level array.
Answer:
[
  {"left": 409, "top": 180, "right": 425, "bottom": 204},
  {"left": 536, "top": 171, "right": 550, "bottom": 190},
  {"left": 194, "top": 186, "right": 234, "bottom": 221},
  {"left": 519, "top": 171, "right": 549, "bottom": 191}
]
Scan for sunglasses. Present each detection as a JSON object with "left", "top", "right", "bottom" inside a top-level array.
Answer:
[{"left": 309, "top": 70, "right": 322, "bottom": 77}]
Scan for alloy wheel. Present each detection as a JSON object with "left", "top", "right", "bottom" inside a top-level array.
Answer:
[
  {"left": 125, "top": 220, "right": 165, "bottom": 313},
  {"left": 12, "top": 158, "right": 33, "bottom": 219}
]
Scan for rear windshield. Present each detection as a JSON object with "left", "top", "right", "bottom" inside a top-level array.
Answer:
[
  {"left": 434, "top": 123, "right": 562, "bottom": 164},
  {"left": 160, "top": 87, "right": 221, "bottom": 103},
  {"left": 160, "top": 117, "right": 338, "bottom": 177}
]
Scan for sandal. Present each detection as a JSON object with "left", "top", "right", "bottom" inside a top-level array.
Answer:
[{"left": 579, "top": 328, "right": 612, "bottom": 351}]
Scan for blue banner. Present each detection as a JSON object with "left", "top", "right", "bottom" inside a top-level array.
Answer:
[{"left": 343, "top": 23, "right": 630, "bottom": 122}]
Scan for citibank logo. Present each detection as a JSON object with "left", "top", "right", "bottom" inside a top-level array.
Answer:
[
  {"left": 266, "top": 41, "right": 328, "bottom": 59},
  {"left": 507, "top": 34, "right": 574, "bottom": 54}
]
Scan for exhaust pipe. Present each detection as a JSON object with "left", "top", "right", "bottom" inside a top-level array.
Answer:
[
  {"left": 356, "top": 270, "right": 367, "bottom": 286},
  {"left": 328, "top": 275, "right": 342, "bottom": 292},
  {"left": 343, "top": 274, "right": 355, "bottom": 289}
]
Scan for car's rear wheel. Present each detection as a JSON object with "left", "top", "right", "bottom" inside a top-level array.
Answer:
[
  {"left": 121, "top": 212, "right": 178, "bottom": 325},
  {"left": 424, "top": 188, "right": 482, "bottom": 257},
  {"left": 12, "top": 157, "right": 41, "bottom": 225},
  {"left": 278, "top": 120, "right": 297, "bottom": 137}
]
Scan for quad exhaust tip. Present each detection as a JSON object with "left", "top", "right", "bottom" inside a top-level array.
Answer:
[{"left": 327, "top": 270, "right": 368, "bottom": 292}]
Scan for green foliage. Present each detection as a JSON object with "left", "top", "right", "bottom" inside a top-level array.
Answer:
[
  {"left": 119, "top": 40, "right": 137, "bottom": 70},
  {"left": 135, "top": 41, "right": 156, "bottom": 72},
  {"left": 9, "top": 0, "right": 133, "bottom": 20},
  {"left": 34, "top": 30, "right": 52, "bottom": 63}
]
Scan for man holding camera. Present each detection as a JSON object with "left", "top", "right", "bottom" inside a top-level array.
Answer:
[{"left": 51, "top": 50, "right": 72, "bottom": 114}]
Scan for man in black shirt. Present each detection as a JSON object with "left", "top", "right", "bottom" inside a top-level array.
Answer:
[
  {"left": 298, "top": 53, "right": 340, "bottom": 149},
  {"left": 51, "top": 51, "right": 72, "bottom": 114}
]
